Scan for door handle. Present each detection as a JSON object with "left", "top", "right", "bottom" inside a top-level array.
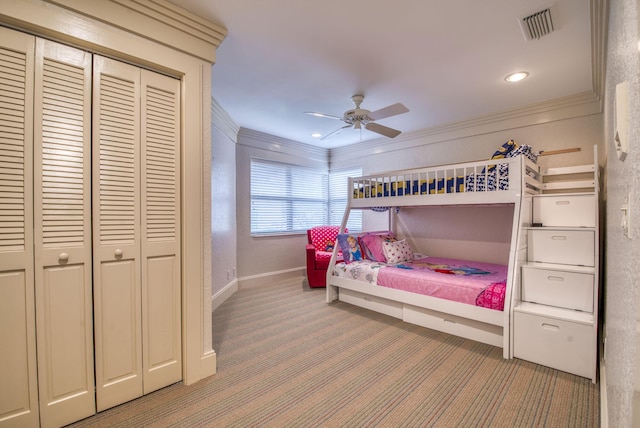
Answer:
[{"left": 115, "top": 249, "right": 123, "bottom": 258}]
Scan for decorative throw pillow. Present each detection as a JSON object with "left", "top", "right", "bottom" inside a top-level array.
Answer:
[
  {"left": 336, "top": 233, "right": 366, "bottom": 264},
  {"left": 382, "top": 239, "right": 414, "bottom": 264},
  {"left": 360, "top": 233, "right": 397, "bottom": 262},
  {"left": 506, "top": 144, "right": 538, "bottom": 163},
  {"left": 489, "top": 139, "right": 518, "bottom": 160}
]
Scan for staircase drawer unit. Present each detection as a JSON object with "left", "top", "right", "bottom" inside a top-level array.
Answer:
[
  {"left": 514, "top": 310, "right": 594, "bottom": 379},
  {"left": 527, "top": 229, "right": 594, "bottom": 266},
  {"left": 521, "top": 265, "right": 594, "bottom": 312},
  {"left": 533, "top": 195, "right": 596, "bottom": 227}
]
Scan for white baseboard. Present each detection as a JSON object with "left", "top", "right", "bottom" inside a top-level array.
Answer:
[
  {"left": 238, "top": 267, "right": 305, "bottom": 289},
  {"left": 211, "top": 279, "right": 238, "bottom": 312},
  {"left": 600, "top": 357, "right": 608, "bottom": 428}
]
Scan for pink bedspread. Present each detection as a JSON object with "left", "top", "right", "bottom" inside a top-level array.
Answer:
[{"left": 376, "top": 257, "right": 508, "bottom": 310}]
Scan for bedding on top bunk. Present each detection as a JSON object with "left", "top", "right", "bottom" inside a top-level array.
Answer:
[
  {"left": 353, "top": 141, "right": 538, "bottom": 198},
  {"left": 334, "top": 232, "right": 508, "bottom": 311}
]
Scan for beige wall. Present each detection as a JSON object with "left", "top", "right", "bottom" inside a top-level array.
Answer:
[
  {"left": 233, "top": 111, "right": 603, "bottom": 282},
  {"left": 235, "top": 129, "right": 328, "bottom": 279}
]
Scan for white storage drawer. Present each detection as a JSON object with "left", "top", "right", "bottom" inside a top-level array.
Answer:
[
  {"left": 528, "top": 229, "right": 594, "bottom": 266},
  {"left": 533, "top": 195, "right": 596, "bottom": 227},
  {"left": 522, "top": 266, "right": 594, "bottom": 312},
  {"left": 339, "top": 288, "right": 403, "bottom": 319},
  {"left": 514, "top": 310, "right": 594, "bottom": 379},
  {"left": 402, "top": 304, "right": 503, "bottom": 348}
]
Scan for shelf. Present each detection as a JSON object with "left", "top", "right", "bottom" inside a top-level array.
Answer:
[
  {"left": 522, "top": 262, "right": 595, "bottom": 274},
  {"left": 514, "top": 302, "right": 594, "bottom": 325},
  {"left": 541, "top": 164, "right": 595, "bottom": 176},
  {"left": 524, "top": 226, "right": 595, "bottom": 231}
]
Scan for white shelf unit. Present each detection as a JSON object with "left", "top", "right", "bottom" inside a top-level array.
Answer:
[{"left": 512, "top": 147, "right": 600, "bottom": 383}]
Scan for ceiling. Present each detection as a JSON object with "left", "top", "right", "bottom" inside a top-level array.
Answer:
[{"left": 170, "top": 0, "right": 594, "bottom": 148}]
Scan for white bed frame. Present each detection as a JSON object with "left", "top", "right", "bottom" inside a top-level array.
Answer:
[{"left": 326, "top": 156, "right": 542, "bottom": 358}]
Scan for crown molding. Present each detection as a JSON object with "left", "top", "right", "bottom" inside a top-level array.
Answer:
[
  {"left": 238, "top": 128, "right": 329, "bottom": 162},
  {"left": 330, "top": 91, "right": 603, "bottom": 161},
  {"left": 589, "top": 0, "right": 608, "bottom": 103},
  {"left": 43, "top": 0, "right": 227, "bottom": 63},
  {"left": 212, "top": 97, "right": 239, "bottom": 143}
]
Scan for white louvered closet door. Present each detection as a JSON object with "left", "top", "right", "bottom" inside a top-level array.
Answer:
[
  {"left": 93, "top": 56, "right": 182, "bottom": 411},
  {"left": 33, "top": 39, "right": 96, "bottom": 428},
  {"left": 140, "top": 69, "right": 182, "bottom": 394},
  {"left": 0, "top": 27, "right": 38, "bottom": 428},
  {"left": 93, "top": 56, "right": 143, "bottom": 412}
]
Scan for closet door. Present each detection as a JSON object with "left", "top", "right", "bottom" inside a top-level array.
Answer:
[
  {"left": 0, "top": 27, "right": 38, "bottom": 428},
  {"left": 140, "top": 70, "right": 182, "bottom": 393},
  {"left": 92, "top": 56, "right": 143, "bottom": 412},
  {"left": 33, "top": 39, "right": 95, "bottom": 427},
  {"left": 93, "top": 56, "right": 182, "bottom": 410}
]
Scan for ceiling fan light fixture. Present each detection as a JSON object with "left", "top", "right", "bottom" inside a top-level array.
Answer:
[
  {"left": 311, "top": 133, "right": 321, "bottom": 138},
  {"left": 505, "top": 71, "right": 529, "bottom": 83}
]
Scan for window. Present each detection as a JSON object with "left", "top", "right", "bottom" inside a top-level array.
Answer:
[
  {"left": 250, "top": 160, "right": 362, "bottom": 235},
  {"left": 329, "top": 167, "right": 362, "bottom": 232},
  {"left": 251, "top": 159, "right": 328, "bottom": 235}
]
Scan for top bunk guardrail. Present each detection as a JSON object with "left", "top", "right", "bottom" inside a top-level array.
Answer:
[{"left": 349, "top": 156, "right": 541, "bottom": 208}]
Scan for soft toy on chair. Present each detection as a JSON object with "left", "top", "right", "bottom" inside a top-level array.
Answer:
[{"left": 325, "top": 240, "right": 335, "bottom": 252}]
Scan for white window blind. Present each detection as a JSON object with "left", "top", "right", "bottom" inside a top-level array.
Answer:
[
  {"left": 251, "top": 159, "right": 328, "bottom": 235},
  {"left": 329, "top": 167, "right": 362, "bottom": 232}
]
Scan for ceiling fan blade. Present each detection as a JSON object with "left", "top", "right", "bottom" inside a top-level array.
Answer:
[
  {"left": 365, "top": 122, "right": 402, "bottom": 138},
  {"left": 304, "top": 111, "right": 342, "bottom": 120},
  {"left": 367, "top": 103, "right": 409, "bottom": 120},
  {"left": 321, "top": 124, "right": 351, "bottom": 140}
]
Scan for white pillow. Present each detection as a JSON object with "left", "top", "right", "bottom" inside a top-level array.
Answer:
[{"left": 382, "top": 239, "right": 414, "bottom": 264}]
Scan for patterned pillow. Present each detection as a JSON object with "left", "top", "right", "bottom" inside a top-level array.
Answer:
[
  {"left": 490, "top": 139, "right": 518, "bottom": 160},
  {"left": 360, "top": 232, "right": 397, "bottom": 262},
  {"left": 506, "top": 144, "right": 538, "bottom": 163},
  {"left": 336, "top": 233, "right": 366, "bottom": 264},
  {"left": 382, "top": 239, "right": 414, "bottom": 264}
]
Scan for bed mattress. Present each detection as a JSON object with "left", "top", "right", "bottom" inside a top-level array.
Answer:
[{"left": 333, "top": 257, "right": 508, "bottom": 310}]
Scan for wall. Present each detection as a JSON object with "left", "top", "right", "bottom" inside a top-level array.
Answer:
[
  {"left": 211, "top": 98, "right": 239, "bottom": 308},
  {"left": 236, "top": 129, "right": 328, "bottom": 280},
  {"left": 234, "top": 110, "right": 603, "bottom": 284},
  {"left": 396, "top": 205, "right": 515, "bottom": 265},
  {"left": 602, "top": 0, "right": 640, "bottom": 426}
]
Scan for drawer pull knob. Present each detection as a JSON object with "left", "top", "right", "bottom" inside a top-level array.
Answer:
[
  {"left": 555, "top": 201, "right": 570, "bottom": 206},
  {"left": 551, "top": 235, "right": 567, "bottom": 240},
  {"left": 542, "top": 323, "right": 560, "bottom": 331},
  {"left": 547, "top": 276, "right": 564, "bottom": 282},
  {"left": 58, "top": 252, "right": 69, "bottom": 263}
]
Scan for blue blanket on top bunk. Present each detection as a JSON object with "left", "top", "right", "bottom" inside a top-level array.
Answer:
[{"left": 353, "top": 143, "right": 537, "bottom": 198}]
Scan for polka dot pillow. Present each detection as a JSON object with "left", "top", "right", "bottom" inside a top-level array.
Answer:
[{"left": 382, "top": 239, "right": 414, "bottom": 264}]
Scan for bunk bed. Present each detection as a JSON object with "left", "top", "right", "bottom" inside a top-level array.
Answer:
[{"left": 326, "top": 144, "right": 542, "bottom": 358}]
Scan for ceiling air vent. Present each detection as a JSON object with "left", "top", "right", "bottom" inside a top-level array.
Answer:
[{"left": 519, "top": 7, "right": 555, "bottom": 41}]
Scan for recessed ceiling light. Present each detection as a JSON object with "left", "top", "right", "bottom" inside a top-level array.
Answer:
[
  {"left": 311, "top": 133, "right": 322, "bottom": 138},
  {"left": 505, "top": 71, "right": 529, "bottom": 82}
]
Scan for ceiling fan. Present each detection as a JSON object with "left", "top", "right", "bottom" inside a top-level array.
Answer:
[{"left": 305, "top": 95, "right": 409, "bottom": 140}]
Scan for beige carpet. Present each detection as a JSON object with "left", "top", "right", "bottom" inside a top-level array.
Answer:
[{"left": 70, "top": 278, "right": 599, "bottom": 427}]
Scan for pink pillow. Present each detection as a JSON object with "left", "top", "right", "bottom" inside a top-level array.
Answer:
[
  {"left": 360, "top": 232, "right": 396, "bottom": 262},
  {"left": 382, "top": 239, "right": 413, "bottom": 264}
]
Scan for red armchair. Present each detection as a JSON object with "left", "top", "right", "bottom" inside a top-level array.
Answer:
[{"left": 306, "top": 226, "right": 346, "bottom": 288}]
